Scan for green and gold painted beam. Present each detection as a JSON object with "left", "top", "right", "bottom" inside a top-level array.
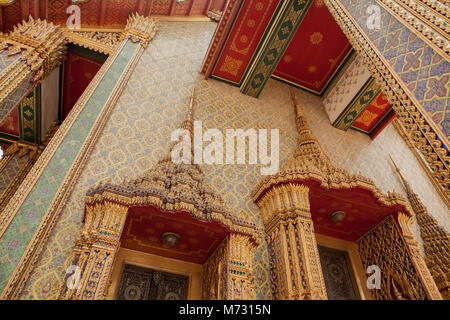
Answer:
[
  {"left": 240, "top": 0, "right": 313, "bottom": 98},
  {"left": 0, "top": 14, "right": 157, "bottom": 300},
  {"left": 18, "top": 85, "right": 40, "bottom": 144},
  {"left": 332, "top": 77, "right": 381, "bottom": 131}
]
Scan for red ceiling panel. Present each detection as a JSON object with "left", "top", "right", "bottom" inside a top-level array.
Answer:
[
  {"left": 352, "top": 92, "right": 393, "bottom": 134},
  {"left": 121, "top": 206, "right": 230, "bottom": 264},
  {"left": 303, "top": 179, "right": 407, "bottom": 242},
  {"left": 211, "top": 0, "right": 282, "bottom": 85},
  {"left": 273, "top": 0, "right": 352, "bottom": 94},
  {"left": 1, "top": 0, "right": 213, "bottom": 32},
  {"left": 0, "top": 141, "right": 11, "bottom": 153},
  {"left": 190, "top": 0, "right": 210, "bottom": 15}
]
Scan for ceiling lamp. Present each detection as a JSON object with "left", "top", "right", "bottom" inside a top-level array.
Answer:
[
  {"left": 162, "top": 232, "right": 181, "bottom": 247},
  {"left": 330, "top": 211, "right": 346, "bottom": 222}
]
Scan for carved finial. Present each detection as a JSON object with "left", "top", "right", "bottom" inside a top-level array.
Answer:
[
  {"left": 389, "top": 154, "right": 413, "bottom": 195},
  {"left": 289, "top": 87, "right": 302, "bottom": 119},
  {"left": 181, "top": 86, "right": 195, "bottom": 135}
]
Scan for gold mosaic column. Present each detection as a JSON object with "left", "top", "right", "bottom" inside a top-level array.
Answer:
[
  {"left": 59, "top": 201, "right": 128, "bottom": 300},
  {"left": 397, "top": 213, "right": 443, "bottom": 300},
  {"left": 257, "top": 184, "right": 327, "bottom": 300},
  {"left": 227, "top": 233, "right": 257, "bottom": 300}
]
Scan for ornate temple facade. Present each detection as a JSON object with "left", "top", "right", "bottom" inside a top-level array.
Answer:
[{"left": 0, "top": 0, "right": 448, "bottom": 300}]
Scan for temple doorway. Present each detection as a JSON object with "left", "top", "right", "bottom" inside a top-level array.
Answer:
[
  {"left": 116, "top": 264, "right": 189, "bottom": 300},
  {"left": 318, "top": 245, "right": 358, "bottom": 300}
]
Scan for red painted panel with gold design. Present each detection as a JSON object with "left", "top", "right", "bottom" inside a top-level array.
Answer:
[
  {"left": 307, "top": 180, "right": 406, "bottom": 242},
  {"left": 0, "top": 0, "right": 213, "bottom": 32},
  {"left": 61, "top": 47, "right": 105, "bottom": 121},
  {"left": 352, "top": 92, "right": 393, "bottom": 136},
  {"left": 211, "top": 0, "right": 282, "bottom": 85},
  {"left": 273, "top": 0, "right": 352, "bottom": 94}
]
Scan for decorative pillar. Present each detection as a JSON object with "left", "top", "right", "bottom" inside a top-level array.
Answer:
[
  {"left": 397, "top": 213, "right": 442, "bottom": 300},
  {"left": 257, "top": 184, "right": 327, "bottom": 300},
  {"left": 228, "top": 233, "right": 257, "bottom": 300},
  {"left": 59, "top": 201, "right": 129, "bottom": 300},
  {"left": 391, "top": 157, "right": 449, "bottom": 299}
]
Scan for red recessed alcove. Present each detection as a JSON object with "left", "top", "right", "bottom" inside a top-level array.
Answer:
[{"left": 120, "top": 205, "right": 230, "bottom": 264}]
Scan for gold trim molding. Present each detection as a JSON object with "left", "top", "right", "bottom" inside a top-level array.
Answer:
[
  {"left": 64, "top": 30, "right": 123, "bottom": 55},
  {"left": 375, "top": 0, "right": 449, "bottom": 61}
]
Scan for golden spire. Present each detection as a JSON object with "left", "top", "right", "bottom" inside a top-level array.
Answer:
[
  {"left": 390, "top": 154, "right": 450, "bottom": 300},
  {"left": 160, "top": 87, "right": 195, "bottom": 163},
  {"left": 389, "top": 155, "right": 414, "bottom": 196},
  {"left": 289, "top": 87, "right": 331, "bottom": 164},
  {"left": 180, "top": 87, "right": 195, "bottom": 136}
]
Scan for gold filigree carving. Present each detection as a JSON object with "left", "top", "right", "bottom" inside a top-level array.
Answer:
[
  {"left": 391, "top": 157, "right": 449, "bottom": 299},
  {"left": 64, "top": 30, "right": 123, "bottom": 55},
  {"left": 124, "top": 13, "right": 158, "bottom": 49},
  {"left": 375, "top": 0, "right": 449, "bottom": 60},
  {"left": 357, "top": 216, "right": 441, "bottom": 300}
]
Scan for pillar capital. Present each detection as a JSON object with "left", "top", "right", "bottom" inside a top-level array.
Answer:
[{"left": 123, "top": 13, "right": 158, "bottom": 49}]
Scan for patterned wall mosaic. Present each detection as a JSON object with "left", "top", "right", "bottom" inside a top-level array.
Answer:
[
  {"left": 17, "top": 21, "right": 449, "bottom": 300},
  {"left": 0, "top": 41, "right": 138, "bottom": 294},
  {"left": 0, "top": 154, "right": 27, "bottom": 196},
  {"left": 322, "top": 54, "right": 372, "bottom": 123},
  {"left": 339, "top": 0, "right": 449, "bottom": 138}
]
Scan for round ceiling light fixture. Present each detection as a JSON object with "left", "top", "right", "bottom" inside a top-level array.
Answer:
[
  {"left": 330, "top": 210, "right": 346, "bottom": 222},
  {"left": 162, "top": 232, "right": 181, "bottom": 247}
]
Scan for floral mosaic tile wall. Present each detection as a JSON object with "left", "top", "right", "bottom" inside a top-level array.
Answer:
[{"left": 18, "top": 21, "right": 448, "bottom": 300}]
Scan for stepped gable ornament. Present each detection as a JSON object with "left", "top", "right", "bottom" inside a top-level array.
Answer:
[
  {"left": 123, "top": 13, "right": 158, "bottom": 49},
  {"left": 252, "top": 88, "right": 412, "bottom": 216},
  {"left": 390, "top": 155, "right": 450, "bottom": 300},
  {"left": 84, "top": 88, "right": 262, "bottom": 244},
  {"left": 2, "top": 16, "right": 66, "bottom": 82}
]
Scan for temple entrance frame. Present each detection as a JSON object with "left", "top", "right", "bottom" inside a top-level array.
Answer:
[{"left": 59, "top": 200, "right": 259, "bottom": 300}]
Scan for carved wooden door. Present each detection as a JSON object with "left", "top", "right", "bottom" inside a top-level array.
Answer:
[
  {"left": 318, "top": 246, "right": 358, "bottom": 300},
  {"left": 117, "top": 264, "right": 188, "bottom": 300}
]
